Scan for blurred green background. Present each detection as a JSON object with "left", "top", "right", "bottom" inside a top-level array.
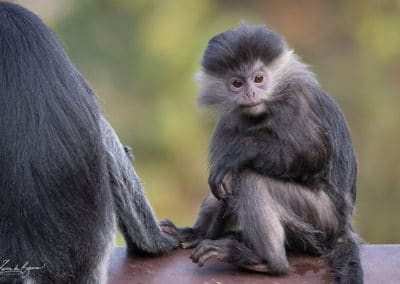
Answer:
[{"left": 16, "top": 0, "right": 400, "bottom": 244}]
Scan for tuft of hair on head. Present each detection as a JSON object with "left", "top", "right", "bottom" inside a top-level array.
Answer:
[
  {"left": 201, "top": 23, "right": 287, "bottom": 77},
  {"left": 196, "top": 24, "right": 288, "bottom": 111}
]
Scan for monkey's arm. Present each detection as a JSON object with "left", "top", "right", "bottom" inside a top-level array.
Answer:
[
  {"left": 246, "top": 91, "right": 333, "bottom": 182},
  {"left": 209, "top": 111, "right": 331, "bottom": 198},
  {"left": 247, "top": 127, "right": 331, "bottom": 183},
  {"left": 100, "top": 117, "right": 179, "bottom": 255}
]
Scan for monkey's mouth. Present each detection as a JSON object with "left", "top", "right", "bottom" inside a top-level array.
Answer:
[
  {"left": 239, "top": 102, "right": 266, "bottom": 116},
  {"left": 240, "top": 102, "right": 263, "bottom": 109}
]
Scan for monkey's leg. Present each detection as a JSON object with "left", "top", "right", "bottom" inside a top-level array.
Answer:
[
  {"left": 191, "top": 171, "right": 289, "bottom": 274},
  {"left": 100, "top": 117, "right": 179, "bottom": 256},
  {"left": 237, "top": 171, "right": 289, "bottom": 274},
  {"left": 160, "top": 193, "right": 226, "bottom": 249},
  {"left": 325, "top": 229, "right": 363, "bottom": 284}
]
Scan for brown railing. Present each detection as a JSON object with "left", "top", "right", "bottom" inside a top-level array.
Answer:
[{"left": 107, "top": 245, "right": 400, "bottom": 283}]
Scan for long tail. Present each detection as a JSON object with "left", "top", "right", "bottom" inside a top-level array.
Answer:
[{"left": 324, "top": 230, "right": 364, "bottom": 284}]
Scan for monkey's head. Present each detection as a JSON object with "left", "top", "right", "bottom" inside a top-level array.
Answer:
[{"left": 196, "top": 24, "right": 289, "bottom": 117}]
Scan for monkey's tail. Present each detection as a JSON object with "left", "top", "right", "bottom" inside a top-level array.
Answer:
[{"left": 324, "top": 230, "right": 364, "bottom": 284}]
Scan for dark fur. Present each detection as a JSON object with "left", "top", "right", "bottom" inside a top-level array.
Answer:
[
  {"left": 202, "top": 24, "right": 285, "bottom": 76},
  {"left": 0, "top": 3, "right": 177, "bottom": 283},
  {"left": 161, "top": 24, "right": 363, "bottom": 284}
]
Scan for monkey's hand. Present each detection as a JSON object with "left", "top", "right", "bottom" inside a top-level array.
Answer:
[
  {"left": 209, "top": 166, "right": 233, "bottom": 200},
  {"left": 160, "top": 219, "right": 205, "bottom": 249},
  {"left": 158, "top": 232, "right": 180, "bottom": 252}
]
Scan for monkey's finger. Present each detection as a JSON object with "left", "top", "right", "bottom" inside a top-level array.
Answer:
[
  {"left": 209, "top": 166, "right": 229, "bottom": 185},
  {"left": 211, "top": 184, "right": 227, "bottom": 200},
  {"left": 215, "top": 167, "right": 229, "bottom": 183},
  {"left": 208, "top": 173, "right": 221, "bottom": 199},
  {"left": 210, "top": 180, "right": 225, "bottom": 200},
  {"left": 159, "top": 219, "right": 181, "bottom": 238},
  {"left": 210, "top": 169, "right": 230, "bottom": 199},
  {"left": 221, "top": 172, "right": 233, "bottom": 195},
  {"left": 191, "top": 241, "right": 218, "bottom": 262},
  {"left": 160, "top": 225, "right": 179, "bottom": 238},
  {"left": 159, "top": 219, "right": 176, "bottom": 229},
  {"left": 209, "top": 184, "right": 220, "bottom": 200},
  {"left": 181, "top": 239, "right": 201, "bottom": 249}
]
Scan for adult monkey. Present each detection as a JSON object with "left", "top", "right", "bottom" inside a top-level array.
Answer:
[
  {"left": 161, "top": 24, "right": 363, "bottom": 284},
  {"left": 0, "top": 2, "right": 177, "bottom": 283}
]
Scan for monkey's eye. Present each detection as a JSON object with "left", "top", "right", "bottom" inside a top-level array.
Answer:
[
  {"left": 254, "top": 75, "right": 264, "bottom": 83},
  {"left": 231, "top": 79, "right": 243, "bottom": 89}
]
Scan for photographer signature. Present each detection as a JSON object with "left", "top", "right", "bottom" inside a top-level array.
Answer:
[{"left": 0, "top": 259, "right": 45, "bottom": 278}]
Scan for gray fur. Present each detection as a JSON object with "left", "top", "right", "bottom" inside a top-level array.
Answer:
[
  {"left": 162, "top": 24, "right": 363, "bottom": 284},
  {"left": 0, "top": 3, "right": 177, "bottom": 283},
  {"left": 235, "top": 171, "right": 289, "bottom": 274}
]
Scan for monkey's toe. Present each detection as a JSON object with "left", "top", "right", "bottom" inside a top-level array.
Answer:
[
  {"left": 197, "top": 250, "right": 225, "bottom": 267},
  {"left": 191, "top": 239, "right": 228, "bottom": 266}
]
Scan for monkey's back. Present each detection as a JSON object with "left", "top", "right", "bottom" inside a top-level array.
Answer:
[
  {"left": 0, "top": 3, "right": 115, "bottom": 282},
  {"left": 315, "top": 90, "right": 358, "bottom": 213}
]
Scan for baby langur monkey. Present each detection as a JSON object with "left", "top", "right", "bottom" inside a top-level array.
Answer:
[{"left": 161, "top": 24, "right": 363, "bottom": 284}]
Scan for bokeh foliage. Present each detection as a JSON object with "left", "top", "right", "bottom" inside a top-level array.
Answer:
[{"left": 18, "top": 0, "right": 400, "bottom": 243}]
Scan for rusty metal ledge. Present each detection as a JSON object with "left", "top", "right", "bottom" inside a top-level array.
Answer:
[{"left": 108, "top": 245, "right": 400, "bottom": 283}]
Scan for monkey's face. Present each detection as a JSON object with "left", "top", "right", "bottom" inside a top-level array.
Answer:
[
  {"left": 225, "top": 61, "right": 270, "bottom": 116},
  {"left": 197, "top": 24, "right": 290, "bottom": 116},
  {"left": 196, "top": 60, "right": 274, "bottom": 117}
]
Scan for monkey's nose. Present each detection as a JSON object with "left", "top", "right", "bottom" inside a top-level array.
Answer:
[{"left": 245, "top": 92, "right": 255, "bottom": 100}]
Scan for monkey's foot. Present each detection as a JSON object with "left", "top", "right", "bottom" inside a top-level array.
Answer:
[
  {"left": 190, "top": 238, "right": 270, "bottom": 272},
  {"left": 159, "top": 219, "right": 204, "bottom": 249}
]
